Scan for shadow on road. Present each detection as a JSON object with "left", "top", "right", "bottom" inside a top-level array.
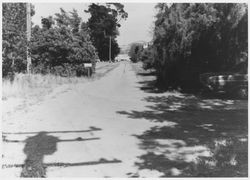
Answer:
[
  {"left": 20, "top": 131, "right": 59, "bottom": 177},
  {"left": 137, "top": 80, "right": 164, "bottom": 94},
  {"left": 2, "top": 126, "right": 102, "bottom": 135},
  {"left": 2, "top": 127, "right": 122, "bottom": 177},
  {"left": 134, "top": 69, "right": 165, "bottom": 94},
  {"left": 118, "top": 68, "right": 248, "bottom": 177},
  {"left": 137, "top": 71, "right": 156, "bottom": 77}
]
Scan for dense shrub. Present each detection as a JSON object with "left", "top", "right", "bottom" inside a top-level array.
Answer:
[
  {"left": 148, "top": 3, "right": 248, "bottom": 90},
  {"left": 128, "top": 43, "right": 144, "bottom": 63},
  {"left": 141, "top": 46, "right": 156, "bottom": 69},
  {"left": 30, "top": 9, "right": 98, "bottom": 76},
  {"left": 187, "top": 137, "right": 247, "bottom": 177}
]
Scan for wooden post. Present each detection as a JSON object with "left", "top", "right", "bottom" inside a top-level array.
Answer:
[
  {"left": 87, "top": 68, "right": 90, "bottom": 77},
  {"left": 26, "top": 3, "right": 31, "bottom": 73}
]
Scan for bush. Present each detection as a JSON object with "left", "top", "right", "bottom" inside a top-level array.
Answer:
[
  {"left": 141, "top": 46, "right": 155, "bottom": 70},
  {"left": 128, "top": 43, "right": 144, "bottom": 63},
  {"left": 30, "top": 9, "right": 98, "bottom": 77},
  {"left": 187, "top": 137, "right": 248, "bottom": 177},
  {"left": 150, "top": 3, "right": 248, "bottom": 90}
]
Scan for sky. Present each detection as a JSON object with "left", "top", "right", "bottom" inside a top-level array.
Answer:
[{"left": 32, "top": 3, "right": 156, "bottom": 46}]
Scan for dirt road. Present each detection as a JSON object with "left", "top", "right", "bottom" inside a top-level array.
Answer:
[{"left": 2, "top": 61, "right": 248, "bottom": 177}]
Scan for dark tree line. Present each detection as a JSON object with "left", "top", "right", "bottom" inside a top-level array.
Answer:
[{"left": 142, "top": 3, "right": 248, "bottom": 90}]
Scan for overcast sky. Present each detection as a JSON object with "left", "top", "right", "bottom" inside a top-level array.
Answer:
[{"left": 32, "top": 3, "right": 156, "bottom": 46}]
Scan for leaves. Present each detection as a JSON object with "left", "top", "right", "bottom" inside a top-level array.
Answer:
[
  {"left": 85, "top": 3, "right": 127, "bottom": 61},
  {"left": 30, "top": 9, "right": 98, "bottom": 76},
  {"left": 2, "top": 3, "right": 29, "bottom": 76},
  {"left": 129, "top": 43, "right": 144, "bottom": 63},
  {"left": 147, "top": 3, "right": 248, "bottom": 90}
]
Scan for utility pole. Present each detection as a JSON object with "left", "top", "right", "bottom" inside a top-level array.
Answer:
[
  {"left": 104, "top": 30, "right": 112, "bottom": 63},
  {"left": 26, "top": 3, "right": 31, "bottom": 73},
  {"left": 109, "top": 36, "right": 112, "bottom": 63}
]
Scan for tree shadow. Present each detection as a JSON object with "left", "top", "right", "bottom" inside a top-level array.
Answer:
[
  {"left": 117, "top": 94, "right": 248, "bottom": 177},
  {"left": 135, "top": 70, "right": 168, "bottom": 94},
  {"left": 137, "top": 80, "right": 166, "bottom": 94},
  {"left": 137, "top": 71, "right": 156, "bottom": 76}
]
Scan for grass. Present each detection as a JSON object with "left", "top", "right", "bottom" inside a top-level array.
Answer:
[
  {"left": 2, "top": 73, "right": 89, "bottom": 100},
  {"left": 2, "top": 62, "right": 120, "bottom": 100}
]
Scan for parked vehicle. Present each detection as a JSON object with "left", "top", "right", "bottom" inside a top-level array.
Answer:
[{"left": 200, "top": 72, "right": 248, "bottom": 99}]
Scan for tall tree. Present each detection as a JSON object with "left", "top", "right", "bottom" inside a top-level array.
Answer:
[
  {"left": 2, "top": 3, "right": 35, "bottom": 77},
  {"left": 85, "top": 3, "right": 128, "bottom": 61},
  {"left": 146, "top": 3, "right": 248, "bottom": 90},
  {"left": 128, "top": 43, "right": 144, "bottom": 63}
]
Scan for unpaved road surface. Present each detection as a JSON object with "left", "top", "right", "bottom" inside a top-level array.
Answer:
[{"left": 2, "top": 61, "right": 248, "bottom": 177}]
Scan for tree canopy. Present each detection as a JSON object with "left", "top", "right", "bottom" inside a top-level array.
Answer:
[
  {"left": 30, "top": 8, "right": 98, "bottom": 76},
  {"left": 2, "top": 3, "right": 35, "bottom": 77},
  {"left": 142, "top": 3, "right": 248, "bottom": 90},
  {"left": 128, "top": 43, "right": 144, "bottom": 63},
  {"left": 85, "top": 3, "right": 128, "bottom": 61}
]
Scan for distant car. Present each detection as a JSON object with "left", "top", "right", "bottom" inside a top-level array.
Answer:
[
  {"left": 116, "top": 54, "right": 130, "bottom": 62},
  {"left": 200, "top": 72, "right": 248, "bottom": 99}
]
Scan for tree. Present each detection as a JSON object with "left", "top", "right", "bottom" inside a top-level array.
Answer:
[
  {"left": 141, "top": 45, "right": 156, "bottom": 70},
  {"left": 41, "top": 16, "right": 54, "bottom": 29},
  {"left": 85, "top": 3, "right": 128, "bottom": 61},
  {"left": 30, "top": 8, "right": 98, "bottom": 76},
  {"left": 128, "top": 43, "right": 144, "bottom": 63},
  {"left": 2, "top": 3, "right": 35, "bottom": 77},
  {"left": 149, "top": 3, "right": 248, "bottom": 90}
]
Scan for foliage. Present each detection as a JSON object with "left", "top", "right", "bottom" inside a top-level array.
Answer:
[
  {"left": 187, "top": 137, "right": 247, "bottom": 177},
  {"left": 147, "top": 3, "right": 248, "bottom": 90},
  {"left": 140, "top": 45, "right": 156, "bottom": 69},
  {"left": 2, "top": 3, "right": 35, "bottom": 77},
  {"left": 128, "top": 43, "right": 144, "bottom": 63},
  {"left": 30, "top": 8, "right": 98, "bottom": 77},
  {"left": 85, "top": 3, "right": 128, "bottom": 61}
]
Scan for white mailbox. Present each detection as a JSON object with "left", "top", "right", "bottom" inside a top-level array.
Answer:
[{"left": 84, "top": 63, "right": 92, "bottom": 68}]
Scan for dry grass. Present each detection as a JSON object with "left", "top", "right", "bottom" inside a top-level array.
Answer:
[{"left": 2, "top": 73, "right": 88, "bottom": 100}]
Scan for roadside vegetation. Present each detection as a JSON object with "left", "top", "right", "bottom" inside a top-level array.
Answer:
[
  {"left": 2, "top": 73, "right": 90, "bottom": 100},
  {"left": 30, "top": 9, "right": 98, "bottom": 77},
  {"left": 130, "top": 4, "right": 248, "bottom": 176},
  {"left": 2, "top": 3, "right": 127, "bottom": 100},
  {"left": 141, "top": 3, "right": 248, "bottom": 91},
  {"left": 128, "top": 43, "right": 144, "bottom": 63}
]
